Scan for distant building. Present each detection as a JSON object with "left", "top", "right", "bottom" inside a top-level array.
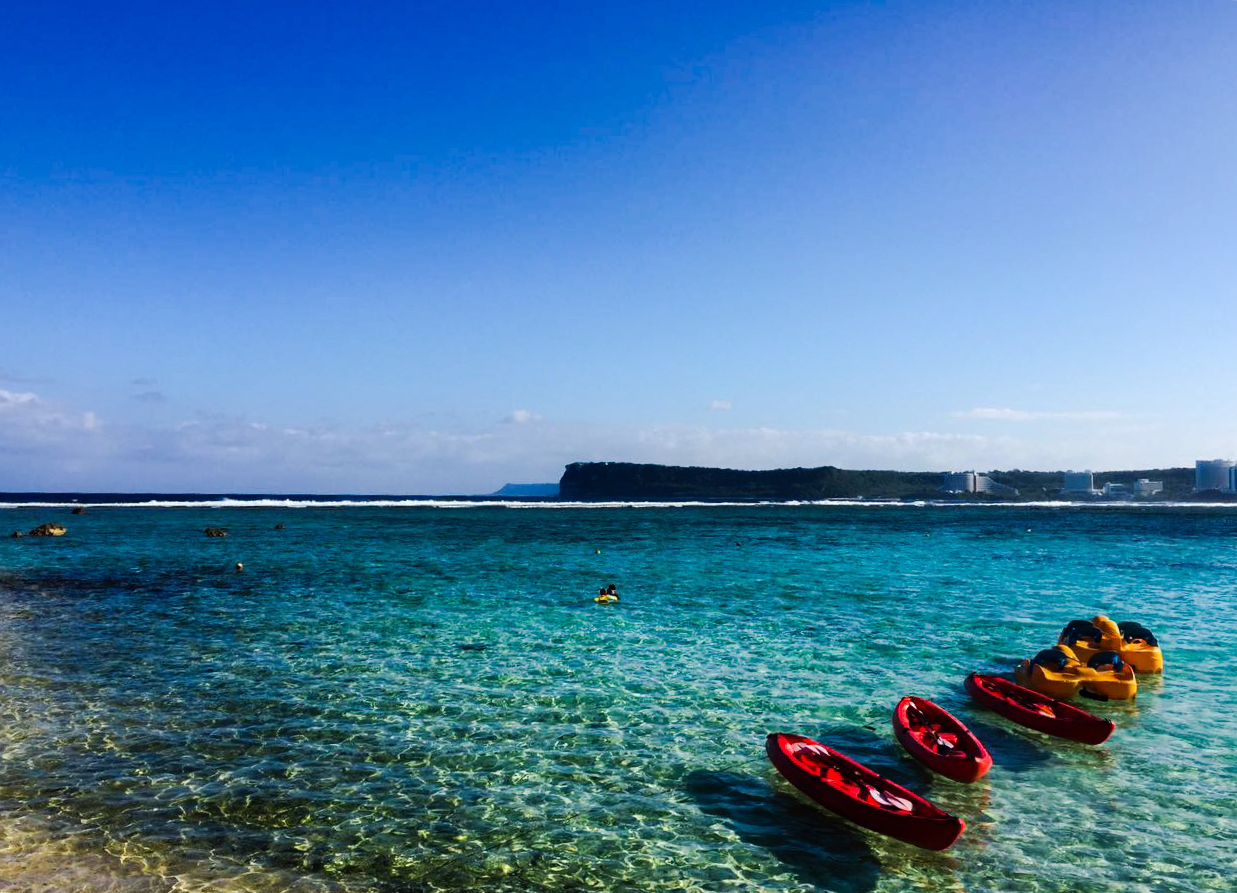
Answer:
[
  {"left": 1102, "top": 482, "right": 1129, "bottom": 498},
  {"left": 1063, "top": 471, "right": 1097, "bottom": 495},
  {"left": 1132, "top": 479, "right": 1163, "bottom": 497},
  {"left": 1194, "top": 459, "right": 1236, "bottom": 493},
  {"left": 941, "top": 472, "right": 976, "bottom": 493},
  {"left": 974, "top": 474, "right": 1018, "bottom": 495},
  {"left": 940, "top": 471, "right": 1018, "bottom": 495}
]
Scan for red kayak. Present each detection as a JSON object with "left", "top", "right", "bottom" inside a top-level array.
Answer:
[
  {"left": 765, "top": 732, "right": 965, "bottom": 851},
  {"left": 893, "top": 697, "right": 992, "bottom": 783},
  {"left": 964, "top": 673, "right": 1115, "bottom": 745}
]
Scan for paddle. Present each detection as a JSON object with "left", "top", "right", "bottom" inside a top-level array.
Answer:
[
  {"left": 905, "top": 702, "right": 955, "bottom": 752},
  {"left": 795, "top": 743, "right": 875, "bottom": 790},
  {"left": 805, "top": 748, "right": 915, "bottom": 813},
  {"left": 983, "top": 679, "right": 1056, "bottom": 717}
]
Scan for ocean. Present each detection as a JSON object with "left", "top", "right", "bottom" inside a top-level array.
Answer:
[{"left": 1, "top": 499, "right": 1234, "bottom": 892}]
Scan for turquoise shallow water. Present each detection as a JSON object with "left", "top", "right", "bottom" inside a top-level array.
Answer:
[{"left": 1, "top": 503, "right": 1235, "bottom": 892}]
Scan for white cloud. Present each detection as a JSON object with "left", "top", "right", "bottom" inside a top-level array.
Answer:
[
  {"left": 0, "top": 388, "right": 102, "bottom": 440},
  {"left": 0, "top": 390, "right": 109, "bottom": 489},
  {"left": 708, "top": 400, "right": 733, "bottom": 411},
  {"left": 0, "top": 389, "right": 41, "bottom": 409},
  {"left": 503, "top": 409, "right": 543, "bottom": 424},
  {"left": 953, "top": 408, "right": 1124, "bottom": 422}
]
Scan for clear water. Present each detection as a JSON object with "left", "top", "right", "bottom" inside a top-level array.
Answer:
[{"left": 1, "top": 503, "right": 1234, "bottom": 892}]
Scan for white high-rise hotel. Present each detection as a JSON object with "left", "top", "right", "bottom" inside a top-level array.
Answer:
[
  {"left": 1062, "top": 471, "right": 1097, "bottom": 495},
  {"left": 1194, "top": 459, "right": 1237, "bottom": 493}
]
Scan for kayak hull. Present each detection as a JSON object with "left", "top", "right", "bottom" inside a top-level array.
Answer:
[
  {"left": 964, "top": 673, "right": 1114, "bottom": 745},
  {"left": 893, "top": 697, "right": 992, "bottom": 783},
  {"left": 1015, "top": 659, "right": 1137, "bottom": 701},
  {"left": 765, "top": 733, "right": 965, "bottom": 851},
  {"left": 1059, "top": 637, "right": 1163, "bottom": 675}
]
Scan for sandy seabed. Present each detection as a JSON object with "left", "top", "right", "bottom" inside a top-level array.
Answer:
[{"left": 0, "top": 812, "right": 167, "bottom": 893}]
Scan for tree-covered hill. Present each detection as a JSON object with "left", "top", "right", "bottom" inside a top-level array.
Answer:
[{"left": 557, "top": 462, "right": 1198, "bottom": 501}]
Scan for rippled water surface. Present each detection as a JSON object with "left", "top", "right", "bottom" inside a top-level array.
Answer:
[{"left": 2, "top": 503, "right": 1235, "bottom": 892}]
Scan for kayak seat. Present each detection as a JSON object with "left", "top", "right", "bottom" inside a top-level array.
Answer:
[
  {"left": 1087, "top": 650, "right": 1125, "bottom": 671},
  {"left": 1062, "top": 623, "right": 1103, "bottom": 646},
  {"left": 1031, "top": 648, "right": 1071, "bottom": 671},
  {"left": 1118, "top": 621, "right": 1158, "bottom": 646}
]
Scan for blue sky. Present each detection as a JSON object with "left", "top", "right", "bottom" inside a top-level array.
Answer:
[{"left": 3, "top": 0, "right": 1236, "bottom": 493}]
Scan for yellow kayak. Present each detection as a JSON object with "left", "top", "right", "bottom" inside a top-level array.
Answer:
[
  {"left": 1015, "top": 643, "right": 1137, "bottom": 701},
  {"left": 1059, "top": 615, "right": 1163, "bottom": 674}
]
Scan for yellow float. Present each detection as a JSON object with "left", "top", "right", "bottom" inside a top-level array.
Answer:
[
  {"left": 1015, "top": 643, "right": 1137, "bottom": 701},
  {"left": 1058, "top": 615, "right": 1163, "bottom": 674}
]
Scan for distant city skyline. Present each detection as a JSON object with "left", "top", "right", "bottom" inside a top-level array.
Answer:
[{"left": 4, "top": 1, "right": 1237, "bottom": 493}]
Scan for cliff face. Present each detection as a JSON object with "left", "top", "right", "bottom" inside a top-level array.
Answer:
[{"left": 558, "top": 462, "right": 944, "bottom": 500}]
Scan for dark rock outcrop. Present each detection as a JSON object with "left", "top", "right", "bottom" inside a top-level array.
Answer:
[
  {"left": 71, "top": 507, "right": 86, "bottom": 515},
  {"left": 204, "top": 527, "right": 229, "bottom": 538},
  {"left": 28, "top": 523, "right": 68, "bottom": 537}
]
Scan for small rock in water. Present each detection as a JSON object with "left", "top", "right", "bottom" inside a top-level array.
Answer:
[
  {"left": 204, "top": 527, "right": 229, "bottom": 538},
  {"left": 28, "top": 523, "right": 67, "bottom": 537},
  {"left": 458, "top": 643, "right": 488, "bottom": 652}
]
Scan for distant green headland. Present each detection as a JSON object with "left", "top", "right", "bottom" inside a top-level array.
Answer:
[
  {"left": 490, "top": 482, "right": 561, "bottom": 498},
  {"left": 557, "top": 462, "right": 1201, "bottom": 501}
]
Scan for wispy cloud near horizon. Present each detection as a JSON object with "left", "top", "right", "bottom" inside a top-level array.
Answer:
[
  {"left": 952, "top": 408, "right": 1125, "bottom": 422},
  {"left": 0, "top": 388, "right": 1207, "bottom": 493}
]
